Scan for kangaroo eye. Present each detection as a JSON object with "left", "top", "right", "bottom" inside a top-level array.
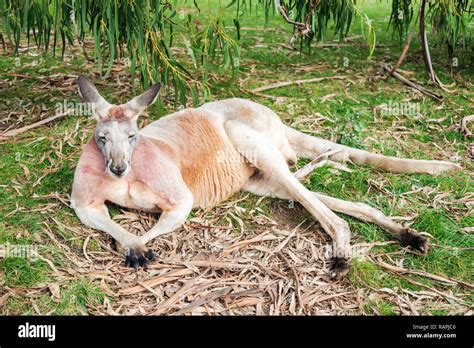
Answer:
[
  {"left": 98, "top": 136, "right": 106, "bottom": 143},
  {"left": 128, "top": 134, "right": 136, "bottom": 140}
]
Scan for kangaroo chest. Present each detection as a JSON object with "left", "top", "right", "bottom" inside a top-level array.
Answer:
[
  {"left": 101, "top": 139, "right": 186, "bottom": 212},
  {"left": 104, "top": 179, "right": 162, "bottom": 212}
]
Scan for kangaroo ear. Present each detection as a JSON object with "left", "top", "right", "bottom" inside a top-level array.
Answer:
[
  {"left": 125, "top": 83, "right": 161, "bottom": 117},
  {"left": 77, "top": 75, "right": 111, "bottom": 120}
]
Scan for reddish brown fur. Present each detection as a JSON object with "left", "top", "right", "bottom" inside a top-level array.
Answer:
[
  {"left": 160, "top": 110, "right": 255, "bottom": 208},
  {"left": 105, "top": 106, "right": 128, "bottom": 121}
]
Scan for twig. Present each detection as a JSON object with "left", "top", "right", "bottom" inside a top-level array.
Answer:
[
  {"left": 372, "top": 258, "right": 474, "bottom": 290},
  {"left": 239, "top": 87, "right": 279, "bottom": 100},
  {"left": 119, "top": 268, "right": 194, "bottom": 295},
  {"left": 35, "top": 254, "right": 61, "bottom": 275},
  {"left": 380, "top": 64, "right": 442, "bottom": 101},
  {"left": 0, "top": 109, "right": 74, "bottom": 140},
  {"left": 306, "top": 291, "right": 356, "bottom": 306},
  {"left": 398, "top": 274, "right": 470, "bottom": 306},
  {"left": 294, "top": 159, "right": 353, "bottom": 181},
  {"left": 153, "top": 276, "right": 204, "bottom": 315},
  {"left": 315, "top": 43, "right": 350, "bottom": 48},
  {"left": 136, "top": 281, "right": 162, "bottom": 299},
  {"left": 293, "top": 149, "right": 347, "bottom": 181},
  {"left": 274, "top": 221, "right": 307, "bottom": 253},
  {"left": 251, "top": 75, "right": 348, "bottom": 93},
  {"left": 222, "top": 231, "right": 279, "bottom": 256},
  {"left": 82, "top": 236, "right": 92, "bottom": 263},
  {"left": 278, "top": 253, "right": 304, "bottom": 314},
  {"left": 171, "top": 287, "right": 232, "bottom": 316}
]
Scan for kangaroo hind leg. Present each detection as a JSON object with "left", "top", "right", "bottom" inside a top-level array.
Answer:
[
  {"left": 226, "top": 120, "right": 352, "bottom": 279},
  {"left": 285, "top": 126, "right": 461, "bottom": 175}
]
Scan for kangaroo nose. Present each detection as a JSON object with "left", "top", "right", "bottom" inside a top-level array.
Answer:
[{"left": 110, "top": 163, "right": 127, "bottom": 177}]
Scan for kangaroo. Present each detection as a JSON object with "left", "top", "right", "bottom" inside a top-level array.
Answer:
[{"left": 71, "top": 76, "right": 461, "bottom": 279}]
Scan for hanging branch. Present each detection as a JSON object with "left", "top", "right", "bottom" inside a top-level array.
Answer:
[
  {"left": 388, "top": 10, "right": 420, "bottom": 77},
  {"left": 419, "top": 0, "right": 451, "bottom": 93},
  {"left": 276, "top": 0, "right": 320, "bottom": 37},
  {"left": 303, "top": 0, "right": 320, "bottom": 32},
  {"left": 70, "top": 2, "right": 92, "bottom": 62}
]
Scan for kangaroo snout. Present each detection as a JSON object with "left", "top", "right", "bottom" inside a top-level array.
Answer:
[{"left": 109, "top": 162, "right": 128, "bottom": 177}]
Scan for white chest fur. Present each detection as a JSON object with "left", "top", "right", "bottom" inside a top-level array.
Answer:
[{"left": 105, "top": 179, "right": 159, "bottom": 211}]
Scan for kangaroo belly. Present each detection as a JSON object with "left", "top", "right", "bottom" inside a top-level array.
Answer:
[
  {"left": 182, "top": 144, "right": 255, "bottom": 208},
  {"left": 177, "top": 118, "right": 255, "bottom": 209},
  {"left": 142, "top": 110, "right": 255, "bottom": 209}
]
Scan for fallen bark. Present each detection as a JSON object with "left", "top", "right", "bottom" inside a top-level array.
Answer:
[
  {"left": 372, "top": 258, "right": 474, "bottom": 290},
  {"left": 0, "top": 109, "right": 74, "bottom": 140},
  {"left": 252, "top": 75, "right": 348, "bottom": 93},
  {"left": 381, "top": 64, "right": 443, "bottom": 101}
]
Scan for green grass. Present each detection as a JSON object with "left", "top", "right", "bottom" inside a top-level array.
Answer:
[
  {"left": 0, "top": 0, "right": 472, "bottom": 315},
  {"left": 0, "top": 257, "right": 51, "bottom": 287},
  {"left": 364, "top": 299, "right": 398, "bottom": 316},
  {"left": 3, "top": 279, "right": 106, "bottom": 315}
]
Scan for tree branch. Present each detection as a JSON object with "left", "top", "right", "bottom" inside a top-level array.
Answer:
[
  {"left": 389, "top": 10, "right": 420, "bottom": 77},
  {"left": 276, "top": 0, "right": 320, "bottom": 36},
  {"left": 420, "top": 0, "right": 451, "bottom": 93}
]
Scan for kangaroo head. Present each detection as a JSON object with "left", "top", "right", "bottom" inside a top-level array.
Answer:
[{"left": 77, "top": 75, "right": 161, "bottom": 178}]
